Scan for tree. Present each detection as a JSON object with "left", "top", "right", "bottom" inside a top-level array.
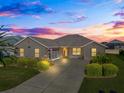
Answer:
[{"left": 0, "top": 25, "right": 9, "bottom": 67}]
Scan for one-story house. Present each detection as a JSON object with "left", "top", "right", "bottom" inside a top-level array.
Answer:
[{"left": 14, "top": 34, "right": 106, "bottom": 60}]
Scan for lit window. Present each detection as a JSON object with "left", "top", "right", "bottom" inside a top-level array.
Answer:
[
  {"left": 20, "top": 48, "right": 24, "bottom": 57},
  {"left": 72, "top": 48, "right": 81, "bottom": 55},
  {"left": 91, "top": 48, "right": 97, "bottom": 57},
  {"left": 35, "top": 48, "right": 40, "bottom": 57}
]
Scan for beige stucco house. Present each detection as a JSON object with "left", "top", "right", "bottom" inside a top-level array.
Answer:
[{"left": 14, "top": 34, "right": 106, "bottom": 60}]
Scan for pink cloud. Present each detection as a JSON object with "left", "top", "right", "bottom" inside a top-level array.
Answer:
[
  {"left": 113, "top": 21, "right": 124, "bottom": 28},
  {"left": 107, "top": 21, "right": 124, "bottom": 30},
  {"left": 87, "top": 35, "right": 109, "bottom": 42},
  {"left": 35, "top": 34, "right": 64, "bottom": 39},
  {"left": 87, "top": 35, "right": 124, "bottom": 42},
  {"left": 0, "top": 12, "right": 13, "bottom": 17},
  {"left": 116, "top": 36, "right": 124, "bottom": 41},
  {"left": 1, "top": 22, "right": 124, "bottom": 42},
  {"left": 1, "top": 27, "right": 66, "bottom": 36}
]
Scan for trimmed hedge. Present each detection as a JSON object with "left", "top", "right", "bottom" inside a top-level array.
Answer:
[
  {"left": 85, "top": 63, "right": 119, "bottom": 77},
  {"left": 103, "top": 64, "right": 119, "bottom": 76},
  {"left": 85, "top": 63, "right": 102, "bottom": 76},
  {"left": 37, "top": 60, "right": 50, "bottom": 71}
]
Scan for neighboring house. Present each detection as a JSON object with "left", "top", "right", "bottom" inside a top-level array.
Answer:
[
  {"left": 105, "top": 39, "right": 124, "bottom": 50},
  {"left": 14, "top": 34, "right": 106, "bottom": 60}
]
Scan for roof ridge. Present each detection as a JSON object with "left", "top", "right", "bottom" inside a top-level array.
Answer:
[
  {"left": 54, "top": 34, "right": 92, "bottom": 41},
  {"left": 31, "top": 36, "right": 53, "bottom": 41}
]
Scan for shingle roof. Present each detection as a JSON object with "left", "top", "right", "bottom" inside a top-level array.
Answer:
[
  {"left": 109, "top": 39, "right": 124, "bottom": 44},
  {"left": 15, "top": 34, "right": 106, "bottom": 48},
  {"left": 54, "top": 34, "right": 92, "bottom": 47},
  {"left": 106, "top": 39, "right": 124, "bottom": 49},
  {"left": 31, "top": 37, "right": 57, "bottom": 47}
]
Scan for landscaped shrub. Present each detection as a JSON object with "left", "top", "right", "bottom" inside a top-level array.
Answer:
[
  {"left": 37, "top": 60, "right": 50, "bottom": 71},
  {"left": 17, "top": 58, "right": 38, "bottom": 68},
  {"left": 103, "top": 64, "right": 119, "bottom": 76},
  {"left": 100, "top": 55, "right": 111, "bottom": 64},
  {"left": 85, "top": 63, "right": 102, "bottom": 77},
  {"left": 3, "top": 56, "right": 17, "bottom": 66},
  {"left": 119, "top": 50, "right": 124, "bottom": 56},
  {"left": 91, "top": 55, "right": 111, "bottom": 64},
  {"left": 17, "top": 58, "right": 27, "bottom": 67},
  {"left": 49, "top": 60, "right": 54, "bottom": 66},
  {"left": 26, "top": 58, "right": 38, "bottom": 68},
  {"left": 91, "top": 56, "right": 99, "bottom": 63}
]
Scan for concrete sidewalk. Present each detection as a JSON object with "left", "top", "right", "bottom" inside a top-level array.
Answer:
[{"left": 1, "top": 58, "right": 85, "bottom": 93}]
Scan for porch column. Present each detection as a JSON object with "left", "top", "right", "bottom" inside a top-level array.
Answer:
[{"left": 49, "top": 48, "right": 53, "bottom": 60}]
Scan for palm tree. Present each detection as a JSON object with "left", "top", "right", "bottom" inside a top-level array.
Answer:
[{"left": 0, "top": 25, "right": 9, "bottom": 67}]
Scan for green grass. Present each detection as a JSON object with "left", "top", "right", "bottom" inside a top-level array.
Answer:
[
  {"left": 78, "top": 55, "right": 124, "bottom": 93},
  {"left": 0, "top": 67, "right": 39, "bottom": 91}
]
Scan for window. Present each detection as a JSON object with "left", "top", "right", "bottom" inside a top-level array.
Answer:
[
  {"left": 91, "top": 48, "right": 97, "bottom": 57},
  {"left": 72, "top": 48, "right": 81, "bottom": 55},
  {"left": 20, "top": 48, "right": 24, "bottom": 57},
  {"left": 35, "top": 48, "right": 40, "bottom": 57}
]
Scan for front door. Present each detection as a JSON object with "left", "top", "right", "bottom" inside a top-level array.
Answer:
[{"left": 63, "top": 48, "right": 68, "bottom": 57}]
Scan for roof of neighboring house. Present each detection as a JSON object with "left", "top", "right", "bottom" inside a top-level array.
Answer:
[
  {"left": 109, "top": 39, "right": 124, "bottom": 44},
  {"left": 15, "top": 34, "right": 106, "bottom": 48},
  {"left": 103, "top": 39, "right": 124, "bottom": 49},
  {"left": 54, "top": 34, "right": 92, "bottom": 47}
]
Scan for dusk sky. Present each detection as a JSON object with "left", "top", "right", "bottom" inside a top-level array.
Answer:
[{"left": 0, "top": 0, "right": 124, "bottom": 42}]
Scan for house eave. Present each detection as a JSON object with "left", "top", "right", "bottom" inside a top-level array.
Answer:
[
  {"left": 14, "top": 37, "right": 49, "bottom": 48},
  {"left": 80, "top": 41, "right": 107, "bottom": 48}
]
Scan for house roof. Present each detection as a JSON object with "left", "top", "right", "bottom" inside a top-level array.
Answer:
[
  {"left": 15, "top": 34, "right": 107, "bottom": 48},
  {"left": 54, "top": 34, "right": 92, "bottom": 47},
  {"left": 109, "top": 39, "right": 124, "bottom": 44},
  {"left": 31, "top": 37, "right": 57, "bottom": 47},
  {"left": 105, "top": 39, "right": 124, "bottom": 49}
]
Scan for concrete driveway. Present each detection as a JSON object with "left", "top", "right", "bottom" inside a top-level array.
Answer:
[{"left": 1, "top": 58, "right": 85, "bottom": 93}]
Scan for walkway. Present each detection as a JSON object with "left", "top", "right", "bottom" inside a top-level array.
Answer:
[{"left": 1, "top": 58, "right": 86, "bottom": 93}]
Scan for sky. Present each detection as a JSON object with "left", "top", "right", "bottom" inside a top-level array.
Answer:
[{"left": 0, "top": 0, "right": 124, "bottom": 42}]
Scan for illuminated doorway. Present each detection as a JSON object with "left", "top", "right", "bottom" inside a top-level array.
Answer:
[{"left": 63, "top": 48, "right": 68, "bottom": 57}]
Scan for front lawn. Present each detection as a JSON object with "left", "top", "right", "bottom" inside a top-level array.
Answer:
[
  {"left": 79, "top": 55, "right": 124, "bottom": 93},
  {"left": 0, "top": 67, "right": 39, "bottom": 91}
]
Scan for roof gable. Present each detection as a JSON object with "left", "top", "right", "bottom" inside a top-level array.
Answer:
[
  {"left": 54, "top": 34, "right": 92, "bottom": 46},
  {"left": 14, "top": 37, "right": 48, "bottom": 48}
]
